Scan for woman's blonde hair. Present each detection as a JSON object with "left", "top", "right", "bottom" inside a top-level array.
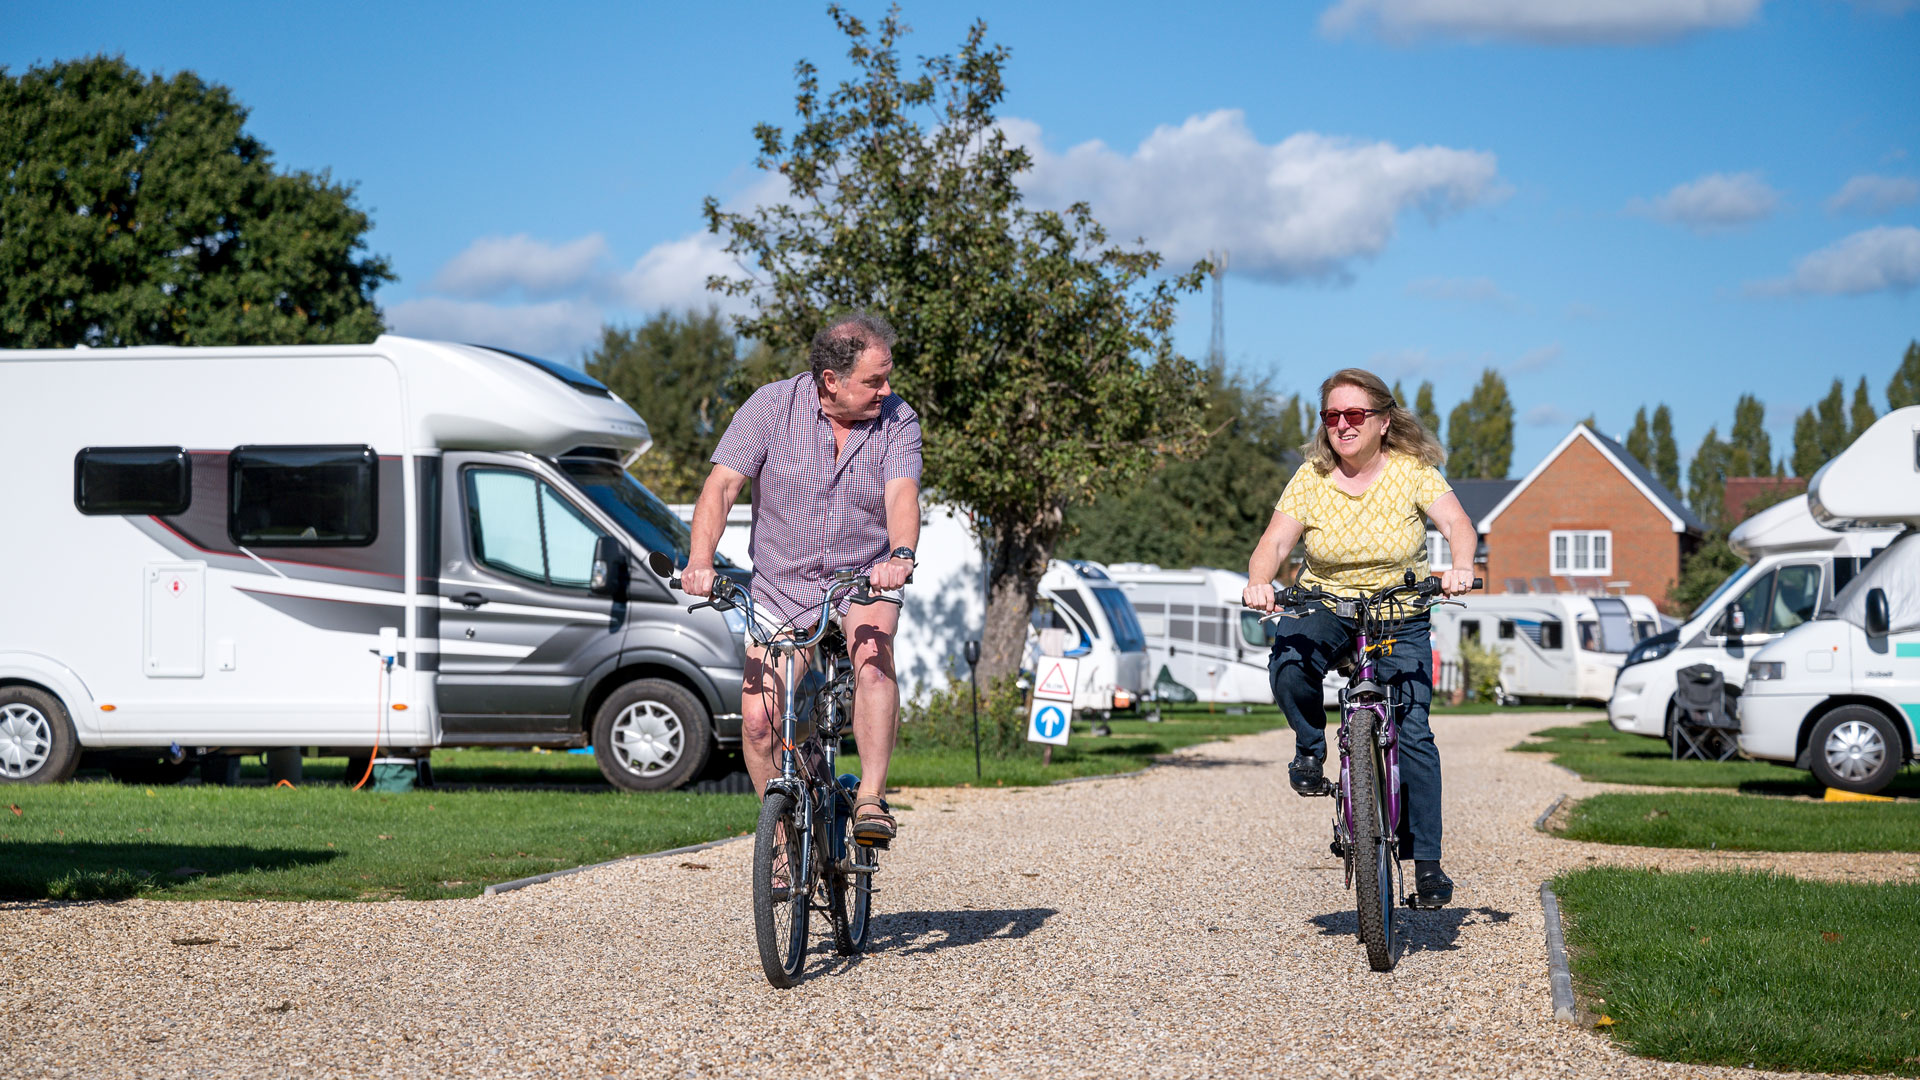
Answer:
[{"left": 1304, "top": 367, "right": 1447, "bottom": 473}]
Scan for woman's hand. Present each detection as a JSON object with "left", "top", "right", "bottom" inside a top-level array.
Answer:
[
  {"left": 1440, "top": 569, "right": 1476, "bottom": 596},
  {"left": 1243, "top": 581, "right": 1278, "bottom": 612}
]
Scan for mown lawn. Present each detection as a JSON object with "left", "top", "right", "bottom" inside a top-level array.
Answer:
[
  {"left": 1515, "top": 719, "right": 1920, "bottom": 796},
  {"left": 0, "top": 777, "right": 753, "bottom": 902},
  {"left": 1554, "top": 867, "right": 1920, "bottom": 1075},
  {"left": 1555, "top": 791, "right": 1920, "bottom": 852}
]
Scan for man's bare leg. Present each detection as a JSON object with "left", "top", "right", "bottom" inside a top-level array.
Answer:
[
  {"left": 740, "top": 642, "right": 812, "bottom": 800},
  {"left": 842, "top": 600, "right": 902, "bottom": 810}
]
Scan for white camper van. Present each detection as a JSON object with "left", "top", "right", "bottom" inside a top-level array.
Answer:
[
  {"left": 1609, "top": 495, "right": 1894, "bottom": 741},
  {"left": 0, "top": 338, "right": 751, "bottom": 791},
  {"left": 1738, "top": 409, "right": 1920, "bottom": 794},
  {"left": 1027, "top": 560, "right": 1150, "bottom": 714},
  {"left": 1431, "top": 593, "right": 1663, "bottom": 703},
  {"left": 1105, "top": 565, "right": 1273, "bottom": 703}
]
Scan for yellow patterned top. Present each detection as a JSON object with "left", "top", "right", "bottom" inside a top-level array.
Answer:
[{"left": 1277, "top": 452, "right": 1452, "bottom": 601}]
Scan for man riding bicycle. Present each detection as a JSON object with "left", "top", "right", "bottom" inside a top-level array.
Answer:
[
  {"left": 681, "top": 312, "right": 920, "bottom": 848},
  {"left": 1243, "top": 367, "right": 1476, "bottom": 908}
]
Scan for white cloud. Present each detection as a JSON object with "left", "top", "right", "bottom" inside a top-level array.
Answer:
[
  {"left": 1405, "top": 275, "right": 1518, "bottom": 306},
  {"left": 1318, "top": 0, "right": 1763, "bottom": 44},
  {"left": 1511, "top": 343, "right": 1563, "bottom": 372},
  {"left": 1748, "top": 226, "right": 1920, "bottom": 296},
  {"left": 1523, "top": 403, "right": 1573, "bottom": 427},
  {"left": 429, "top": 233, "right": 610, "bottom": 299},
  {"left": 1368, "top": 347, "right": 1447, "bottom": 378},
  {"left": 1826, "top": 174, "right": 1920, "bottom": 215},
  {"left": 609, "top": 231, "right": 747, "bottom": 313},
  {"left": 386, "top": 297, "right": 607, "bottom": 360},
  {"left": 1627, "top": 171, "right": 1780, "bottom": 231},
  {"left": 1005, "top": 110, "right": 1503, "bottom": 282}
]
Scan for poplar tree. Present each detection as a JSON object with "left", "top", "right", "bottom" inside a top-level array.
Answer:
[
  {"left": 1651, "top": 404, "right": 1681, "bottom": 491},
  {"left": 1889, "top": 340, "right": 1920, "bottom": 411},
  {"left": 1850, "top": 377, "right": 1877, "bottom": 440},
  {"left": 1445, "top": 368, "right": 1514, "bottom": 479},
  {"left": 1414, "top": 381, "right": 1442, "bottom": 442}
]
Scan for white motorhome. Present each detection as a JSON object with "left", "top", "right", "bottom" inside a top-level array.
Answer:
[
  {"left": 0, "top": 338, "right": 751, "bottom": 791},
  {"left": 1609, "top": 495, "right": 1894, "bottom": 741},
  {"left": 1739, "top": 408, "right": 1920, "bottom": 794},
  {"left": 1105, "top": 565, "right": 1273, "bottom": 704},
  {"left": 1027, "top": 560, "right": 1150, "bottom": 714},
  {"left": 1431, "top": 593, "right": 1664, "bottom": 704}
]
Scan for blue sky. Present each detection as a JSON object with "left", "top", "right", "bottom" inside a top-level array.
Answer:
[{"left": 5, "top": 0, "right": 1917, "bottom": 478}]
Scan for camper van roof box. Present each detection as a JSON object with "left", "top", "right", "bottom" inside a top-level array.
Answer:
[
  {"left": 473, "top": 345, "right": 614, "bottom": 399},
  {"left": 1808, "top": 405, "right": 1920, "bottom": 529}
]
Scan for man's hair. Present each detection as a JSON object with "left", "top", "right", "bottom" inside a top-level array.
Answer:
[{"left": 809, "top": 311, "right": 898, "bottom": 385}]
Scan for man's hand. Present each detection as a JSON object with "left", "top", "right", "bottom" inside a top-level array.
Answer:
[
  {"left": 1440, "top": 569, "right": 1476, "bottom": 597},
  {"left": 869, "top": 556, "right": 913, "bottom": 592},
  {"left": 1242, "top": 581, "right": 1277, "bottom": 612},
  {"left": 681, "top": 563, "right": 716, "bottom": 598}
]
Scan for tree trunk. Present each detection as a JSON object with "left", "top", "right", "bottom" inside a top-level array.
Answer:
[{"left": 978, "top": 508, "right": 1061, "bottom": 686}]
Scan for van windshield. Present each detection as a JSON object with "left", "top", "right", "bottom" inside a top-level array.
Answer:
[
  {"left": 558, "top": 459, "right": 731, "bottom": 568},
  {"left": 1688, "top": 565, "right": 1751, "bottom": 623}
]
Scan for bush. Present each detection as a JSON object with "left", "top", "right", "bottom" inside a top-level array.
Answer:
[
  {"left": 1455, "top": 634, "right": 1505, "bottom": 703},
  {"left": 899, "top": 673, "right": 1031, "bottom": 758}
]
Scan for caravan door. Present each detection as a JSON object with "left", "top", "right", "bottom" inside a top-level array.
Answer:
[{"left": 434, "top": 453, "right": 625, "bottom": 741}]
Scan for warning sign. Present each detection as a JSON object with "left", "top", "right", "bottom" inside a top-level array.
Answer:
[{"left": 1032, "top": 656, "right": 1079, "bottom": 703}]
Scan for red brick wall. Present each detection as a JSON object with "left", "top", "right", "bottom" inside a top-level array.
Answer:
[{"left": 1484, "top": 436, "right": 1685, "bottom": 608}]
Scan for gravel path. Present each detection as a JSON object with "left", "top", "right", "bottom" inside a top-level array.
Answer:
[{"left": 2, "top": 712, "right": 1877, "bottom": 1078}]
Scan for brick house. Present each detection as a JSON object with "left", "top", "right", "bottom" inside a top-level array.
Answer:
[
  {"left": 1473, "top": 426, "right": 1705, "bottom": 610},
  {"left": 1723, "top": 475, "right": 1806, "bottom": 525}
]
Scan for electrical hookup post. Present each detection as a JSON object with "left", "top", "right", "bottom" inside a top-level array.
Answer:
[{"left": 1028, "top": 654, "right": 1078, "bottom": 767}]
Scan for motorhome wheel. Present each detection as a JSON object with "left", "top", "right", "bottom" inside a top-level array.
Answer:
[
  {"left": 0, "top": 686, "right": 80, "bottom": 785},
  {"left": 1807, "top": 706, "right": 1903, "bottom": 795},
  {"left": 593, "top": 679, "right": 713, "bottom": 791}
]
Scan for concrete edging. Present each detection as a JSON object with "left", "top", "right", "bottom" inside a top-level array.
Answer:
[
  {"left": 482, "top": 835, "right": 745, "bottom": 897},
  {"left": 1539, "top": 882, "right": 1579, "bottom": 1025},
  {"left": 1534, "top": 793, "right": 1568, "bottom": 832}
]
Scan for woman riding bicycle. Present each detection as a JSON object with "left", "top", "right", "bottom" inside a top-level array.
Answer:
[{"left": 1243, "top": 367, "right": 1477, "bottom": 908}]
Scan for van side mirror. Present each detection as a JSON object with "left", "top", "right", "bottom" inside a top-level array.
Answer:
[
  {"left": 1727, "top": 607, "right": 1747, "bottom": 638},
  {"left": 1866, "top": 587, "right": 1890, "bottom": 637},
  {"left": 590, "top": 536, "right": 629, "bottom": 596}
]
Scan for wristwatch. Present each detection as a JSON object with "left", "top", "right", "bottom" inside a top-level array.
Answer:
[{"left": 890, "top": 546, "right": 917, "bottom": 563}]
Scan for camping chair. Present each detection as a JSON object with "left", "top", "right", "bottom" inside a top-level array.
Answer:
[{"left": 1671, "top": 663, "right": 1741, "bottom": 762}]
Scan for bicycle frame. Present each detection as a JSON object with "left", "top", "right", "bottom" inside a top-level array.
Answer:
[{"left": 1332, "top": 600, "right": 1402, "bottom": 889}]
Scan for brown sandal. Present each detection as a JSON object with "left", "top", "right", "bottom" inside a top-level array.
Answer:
[{"left": 852, "top": 794, "right": 896, "bottom": 848}]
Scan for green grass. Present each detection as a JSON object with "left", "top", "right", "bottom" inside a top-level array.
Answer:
[
  {"left": 0, "top": 776, "right": 753, "bottom": 902},
  {"left": 1554, "top": 867, "right": 1920, "bottom": 1075},
  {"left": 1514, "top": 719, "right": 1920, "bottom": 796},
  {"left": 1556, "top": 791, "right": 1920, "bottom": 852}
]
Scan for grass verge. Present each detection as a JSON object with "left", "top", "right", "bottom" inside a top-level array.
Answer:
[
  {"left": 1514, "top": 719, "right": 1920, "bottom": 796},
  {"left": 1555, "top": 791, "right": 1920, "bottom": 852},
  {"left": 0, "top": 779, "right": 753, "bottom": 902},
  {"left": 1553, "top": 866, "right": 1920, "bottom": 1075}
]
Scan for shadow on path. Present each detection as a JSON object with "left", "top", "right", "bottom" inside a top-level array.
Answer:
[
  {"left": 864, "top": 907, "right": 1059, "bottom": 957},
  {"left": 1308, "top": 905, "right": 1517, "bottom": 960}
]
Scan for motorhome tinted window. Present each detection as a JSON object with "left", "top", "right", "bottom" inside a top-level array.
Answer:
[
  {"left": 1540, "top": 620, "right": 1564, "bottom": 650},
  {"left": 1056, "top": 589, "right": 1099, "bottom": 638},
  {"left": 74, "top": 446, "right": 190, "bottom": 515},
  {"left": 1720, "top": 570, "right": 1776, "bottom": 637},
  {"left": 1498, "top": 620, "right": 1515, "bottom": 640},
  {"left": 1093, "top": 588, "right": 1146, "bottom": 654},
  {"left": 558, "top": 459, "right": 716, "bottom": 566},
  {"left": 229, "top": 446, "right": 376, "bottom": 546}
]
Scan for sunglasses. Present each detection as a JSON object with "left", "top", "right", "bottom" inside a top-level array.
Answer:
[{"left": 1321, "top": 407, "right": 1386, "bottom": 428}]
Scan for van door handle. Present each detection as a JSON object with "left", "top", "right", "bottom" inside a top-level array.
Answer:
[{"left": 457, "top": 591, "right": 489, "bottom": 609}]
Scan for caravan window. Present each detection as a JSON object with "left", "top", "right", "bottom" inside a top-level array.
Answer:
[
  {"left": 466, "top": 469, "right": 606, "bottom": 589},
  {"left": 1169, "top": 602, "right": 1195, "bottom": 641},
  {"left": 74, "top": 446, "right": 190, "bottom": 515},
  {"left": 1132, "top": 601, "right": 1167, "bottom": 639},
  {"left": 1540, "top": 620, "right": 1564, "bottom": 650},
  {"left": 1459, "top": 619, "right": 1480, "bottom": 642},
  {"left": 1498, "top": 620, "right": 1515, "bottom": 640},
  {"left": 229, "top": 445, "right": 376, "bottom": 546}
]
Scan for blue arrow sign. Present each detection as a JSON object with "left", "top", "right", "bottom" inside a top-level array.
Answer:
[{"left": 1034, "top": 704, "right": 1067, "bottom": 739}]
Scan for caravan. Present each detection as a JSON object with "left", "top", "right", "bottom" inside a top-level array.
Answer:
[
  {"left": 1028, "top": 561, "right": 1150, "bottom": 714},
  {"left": 0, "top": 337, "right": 751, "bottom": 790},
  {"left": 1105, "top": 564, "right": 1282, "bottom": 704},
  {"left": 1738, "top": 408, "right": 1920, "bottom": 794},
  {"left": 1609, "top": 495, "right": 1895, "bottom": 742},
  {"left": 1432, "top": 593, "right": 1664, "bottom": 704}
]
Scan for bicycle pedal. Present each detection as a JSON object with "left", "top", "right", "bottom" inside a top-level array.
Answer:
[{"left": 855, "top": 837, "right": 891, "bottom": 850}]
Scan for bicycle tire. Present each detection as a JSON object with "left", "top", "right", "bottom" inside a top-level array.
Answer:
[
  {"left": 1347, "top": 709, "right": 1396, "bottom": 972},
  {"left": 828, "top": 793, "right": 876, "bottom": 955},
  {"left": 753, "top": 790, "right": 810, "bottom": 987}
]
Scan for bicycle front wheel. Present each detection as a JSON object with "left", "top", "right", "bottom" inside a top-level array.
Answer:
[
  {"left": 753, "top": 790, "right": 810, "bottom": 987},
  {"left": 829, "top": 793, "right": 876, "bottom": 955},
  {"left": 1347, "top": 710, "right": 1396, "bottom": 972}
]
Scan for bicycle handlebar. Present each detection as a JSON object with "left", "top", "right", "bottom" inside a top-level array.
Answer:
[
  {"left": 667, "top": 567, "right": 911, "bottom": 650},
  {"left": 1261, "top": 573, "right": 1483, "bottom": 619}
]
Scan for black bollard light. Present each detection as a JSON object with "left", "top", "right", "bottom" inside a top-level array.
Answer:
[{"left": 964, "top": 639, "right": 983, "bottom": 780}]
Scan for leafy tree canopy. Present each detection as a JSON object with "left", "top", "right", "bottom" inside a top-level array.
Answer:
[
  {"left": 1849, "top": 376, "right": 1877, "bottom": 441},
  {"left": 1791, "top": 378, "right": 1852, "bottom": 477},
  {"left": 1413, "top": 380, "right": 1441, "bottom": 443},
  {"left": 1651, "top": 403, "right": 1681, "bottom": 492},
  {"left": 703, "top": 8, "right": 1208, "bottom": 679},
  {"left": 0, "top": 56, "right": 391, "bottom": 347},
  {"left": 1445, "top": 368, "right": 1513, "bottom": 479}
]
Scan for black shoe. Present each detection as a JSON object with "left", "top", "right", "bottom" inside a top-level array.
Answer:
[
  {"left": 1410, "top": 866, "right": 1454, "bottom": 909},
  {"left": 1288, "top": 753, "right": 1326, "bottom": 795}
]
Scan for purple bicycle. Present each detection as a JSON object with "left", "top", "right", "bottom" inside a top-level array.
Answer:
[{"left": 1265, "top": 570, "right": 1478, "bottom": 971}]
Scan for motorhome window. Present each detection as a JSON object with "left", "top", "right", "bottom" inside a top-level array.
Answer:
[
  {"left": 1132, "top": 601, "right": 1167, "bottom": 639},
  {"left": 1634, "top": 619, "right": 1657, "bottom": 641},
  {"left": 1719, "top": 569, "right": 1776, "bottom": 637},
  {"left": 466, "top": 469, "right": 606, "bottom": 588},
  {"left": 1460, "top": 620, "right": 1480, "bottom": 641},
  {"left": 1241, "top": 611, "right": 1277, "bottom": 648},
  {"left": 1055, "top": 589, "right": 1099, "bottom": 638},
  {"left": 1578, "top": 622, "right": 1600, "bottom": 651},
  {"left": 74, "top": 446, "right": 190, "bottom": 515},
  {"left": 1689, "top": 565, "right": 1751, "bottom": 622},
  {"left": 1769, "top": 564, "right": 1821, "bottom": 633},
  {"left": 1092, "top": 588, "right": 1147, "bottom": 653},
  {"left": 1833, "top": 557, "right": 1863, "bottom": 595},
  {"left": 558, "top": 459, "right": 717, "bottom": 567},
  {"left": 1197, "top": 607, "right": 1221, "bottom": 647},
  {"left": 1540, "top": 620, "right": 1564, "bottom": 650},
  {"left": 229, "top": 446, "right": 376, "bottom": 546},
  {"left": 1498, "top": 620, "right": 1515, "bottom": 640}
]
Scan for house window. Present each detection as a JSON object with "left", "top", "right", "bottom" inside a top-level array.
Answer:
[
  {"left": 229, "top": 445, "right": 377, "bottom": 546},
  {"left": 1427, "top": 530, "right": 1452, "bottom": 571},
  {"left": 75, "top": 446, "right": 191, "bottom": 515},
  {"left": 1549, "top": 530, "right": 1612, "bottom": 576}
]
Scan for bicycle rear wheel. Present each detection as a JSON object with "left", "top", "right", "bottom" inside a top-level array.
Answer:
[
  {"left": 1347, "top": 709, "right": 1396, "bottom": 972},
  {"left": 753, "top": 790, "right": 810, "bottom": 987}
]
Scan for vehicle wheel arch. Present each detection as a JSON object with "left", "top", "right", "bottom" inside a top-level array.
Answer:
[
  {"left": 1797, "top": 695, "right": 1912, "bottom": 762},
  {"left": 577, "top": 655, "right": 717, "bottom": 736}
]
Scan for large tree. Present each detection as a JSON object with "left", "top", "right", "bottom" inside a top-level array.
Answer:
[
  {"left": 1625, "top": 406, "right": 1653, "bottom": 472},
  {"left": 1413, "top": 380, "right": 1442, "bottom": 442},
  {"left": 0, "top": 56, "right": 391, "bottom": 347},
  {"left": 703, "top": 9, "right": 1208, "bottom": 681},
  {"left": 585, "top": 308, "right": 792, "bottom": 502},
  {"left": 1888, "top": 340, "right": 1920, "bottom": 411},
  {"left": 1849, "top": 376, "right": 1877, "bottom": 440},
  {"left": 1651, "top": 403, "right": 1680, "bottom": 491},
  {"left": 1445, "top": 368, "right": 1513, "bottom": 479},
  {"left": 1688, "top": 427, "right": 1732, "bottom": 532},
  {"left": 1726, "top": 393, "right": 1772, "bottom": 477},
  {"left": 1791, "top": 378, "right": 1851, "bottom": 477}
]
